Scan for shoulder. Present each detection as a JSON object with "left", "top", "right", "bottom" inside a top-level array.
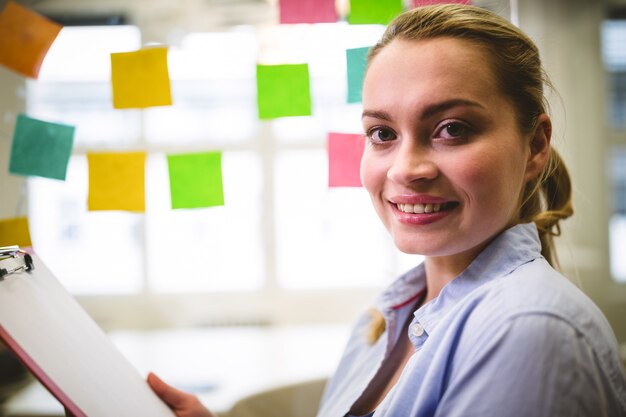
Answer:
[
  {"left": 445, "top": 259, "right": 626, "bottom": 414},
  {"left": 451, "top": 255, "right": 624, "bottom": 374},
  {"left": 461, "top": 257, "right": 614, "bottom": 343}
]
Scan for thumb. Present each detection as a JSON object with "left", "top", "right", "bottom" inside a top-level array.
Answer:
[{"left": 147, "top": 372, "right": 195, "bottom": 410}]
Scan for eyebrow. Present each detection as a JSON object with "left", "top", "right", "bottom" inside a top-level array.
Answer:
[{"left": 362, "top": 99, "right": 486, "bottom": 121}]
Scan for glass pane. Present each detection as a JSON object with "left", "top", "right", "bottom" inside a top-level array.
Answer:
[
  {"left": 609, "top": 215, "right": 626, "bottom": 283},
  {"left": 26, "top": 82, "right": 142, "bottom": 147},
  {"left": 275, "top": 150, "right": 399, "bottom": 289},
  {"left": 27, "top": 25, "right": 143, "bottom": 146},
  {"left": 28, "top": 156, "right": 144, "bottom": 294},
  {"left": 145, "top": 30, "right": 259, "bottom": 145},
  {"left": 146, "top": 152, "right": 264, "bottom": 292},
  {"left": 39, "top": 26, "right": 142, "bottom": 82},
  {"left": 168, "top": 30, "right": 258, "bottom": 81},
  {"left": 601, "top": 20, "right": 626, "bottom": 72},
  {"left": 261, "top": 23, "right": 385, "bottom": 143},
  {"left": 144, "top": 80, "right": 257, "bottom": 145},
  {"left": 609, "top": 147, "right": 626, "bottom": 283}
]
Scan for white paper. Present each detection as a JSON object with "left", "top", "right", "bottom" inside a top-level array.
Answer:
[{"left": 0, "top": 253, "right": 176, "bottom": 417}]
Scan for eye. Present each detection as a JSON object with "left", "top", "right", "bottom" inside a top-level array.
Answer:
[
  {"left": 437, "top": 121, "right": 470, "bottom": 140},
  {"left": 366, "top": 127, "right": 397, "bottom": 143}
]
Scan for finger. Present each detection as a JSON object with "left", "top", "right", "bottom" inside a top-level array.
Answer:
[{"left": 147, "top": 372, "right": 197, "bottom": 410}]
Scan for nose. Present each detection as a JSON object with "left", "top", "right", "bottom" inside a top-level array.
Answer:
[{"left": 387, "top": 142, "right": 439, "bottom": 185}]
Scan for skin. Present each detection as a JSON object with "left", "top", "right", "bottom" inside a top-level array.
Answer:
[
  {"left": 143, "top": 36, "right": 552, "bottom": 417},
  {"left": 361, "top": 37, "right": 551, "bottom": 303},
  {"left": 147, "top": 373, "right": 216, "bottom": 417}
]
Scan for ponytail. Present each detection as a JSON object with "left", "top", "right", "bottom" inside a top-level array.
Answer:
[{"left": 520, "top": 148, "right": 573, "bottom": 267}]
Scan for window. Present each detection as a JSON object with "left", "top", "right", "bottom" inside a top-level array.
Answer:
[
  {"left": 609, "top": 148, "right": 626, "bottom": 283},
  {"left": 602, "top": 17, "right": 626, "bottom": 283},
  {"left": 27, "top": 24, "right": 424, "bottom": 325}
]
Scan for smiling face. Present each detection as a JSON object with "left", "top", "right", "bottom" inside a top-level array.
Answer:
[{"left": 361, "top": 37, "right": 542, "bottom": 265}]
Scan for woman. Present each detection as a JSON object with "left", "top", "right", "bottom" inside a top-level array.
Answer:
[{"left": 148, "top": 4, "right": 626, "bottom": 416}]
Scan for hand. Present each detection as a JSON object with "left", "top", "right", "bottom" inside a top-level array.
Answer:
[{"left": 147, "top": 372, "right": 216, "bottom": 417}]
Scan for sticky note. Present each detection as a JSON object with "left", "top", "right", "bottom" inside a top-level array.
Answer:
[
  {"left": 0, "top": 217, "right": 32, "bottom": 247},
  {"left": 110, "top": 47, "right": 172, "bottom": 109},
  {"left": 0, "top": 1, "right": 62, "bottom": 78},
  {"left": 347, "top": 47, "right": 370, "bottom": 103},
  {"left": 256, "top": 64, "right": 312, "bottom": 119},
  {"left": 279, "top": 0, "right": 338, "bottom": 24},
  {"left": 328, "top": 133, "right": 365, "bottom": 187},
  {"left": 9, "top": 114, "right": 74, "bottom": 181},
  {"left": 413, "top": 0, "right": 471, "bottom": 7},
  {"left": 167, "top": 151, "right": 224, "bottom": 209},
  {"left": 348, "top": 0, "right": 403, "bottom": 25},
  {"left": 87, "top": 152, "right": 146, "bottom": 212}
]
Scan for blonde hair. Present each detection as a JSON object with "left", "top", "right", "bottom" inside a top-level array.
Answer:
[{"left": 367, "top": 4, "right": 573, "bottom": 267}]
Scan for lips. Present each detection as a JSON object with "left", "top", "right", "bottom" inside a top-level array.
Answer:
[
  {"left": 389, "top": 196, "right": 459, "bottom": 225},
  {"left": 396, "top": 201, "right": 459, "bottom": 214}
]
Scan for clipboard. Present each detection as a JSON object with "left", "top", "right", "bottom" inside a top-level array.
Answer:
[{"left": 0, "top": 247, "right": 176, "bottom": 417}]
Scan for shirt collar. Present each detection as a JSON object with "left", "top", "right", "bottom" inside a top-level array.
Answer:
[{"left": 375, "top": 222, "right": 543, "bottom": 334}]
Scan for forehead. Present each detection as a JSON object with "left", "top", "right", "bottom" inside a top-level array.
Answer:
[{"left": 363, "top": 37, "right": 503, "bottom": 109}]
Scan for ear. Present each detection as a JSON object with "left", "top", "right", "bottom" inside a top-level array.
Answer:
[{"left": 524, "top": 113, "right": 552, "bottom": 182}]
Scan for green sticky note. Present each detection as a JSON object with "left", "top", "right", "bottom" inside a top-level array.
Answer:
[
  {"left": 9, "top": 113, "right": 75, "bottom": 180},
  {"left": 167, "top": 151, "right": 224, "bottom": 209},
  {"left": 256, "top": 64, "right": 312, "bottom": 120},
  {"left": 348, "top": 0, "right": 403, "bottom": 25},
  {"left": 347, "top": 46, "right": 370, "bottom": 103}
]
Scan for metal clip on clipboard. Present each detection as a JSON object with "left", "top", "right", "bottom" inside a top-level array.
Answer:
[{"left": 0, "top": 246, "right": 34, "bottom": 280}]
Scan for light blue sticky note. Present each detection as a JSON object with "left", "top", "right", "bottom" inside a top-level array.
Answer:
[
  {"left": 347, "top": 46, "right": 370, "bottom": 103},
  {"left": 9, "top": 113, "right": 75, "bottom": 180}
]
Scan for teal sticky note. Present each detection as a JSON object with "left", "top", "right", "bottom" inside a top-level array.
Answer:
[
  {"left": 9, "top": 113, "right": 75, "bottom": 180},
  {"left": 167, "top": 151, "right": 224, "bottom": 209},
  {"left": 348, "top": 0, "right": 403, "bottom": 25},
  {"left": 256, "top": 64, "right": 312, "bottom": 119},
  {"left": 347, "top": 46, "right": 370, "bottom": 103}
]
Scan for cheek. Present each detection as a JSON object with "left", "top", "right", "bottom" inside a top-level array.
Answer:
[
  {"left": 360, "top": 150, "right": 385, "bottom": 194},
  {"left": 449, "top": 151, "right": 526, "bottom": 206},
  {"left": 449, "top": 158, "right": 492, "bottom": 194}
]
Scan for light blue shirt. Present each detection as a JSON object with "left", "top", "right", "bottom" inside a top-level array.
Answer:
[{"left": 318, "top": 223, "right": 626, "bottom": 417}]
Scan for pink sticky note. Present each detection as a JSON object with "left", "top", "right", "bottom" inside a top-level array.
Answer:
[
  {"left": 279, "top": 0, "right": 338, "bottom": 24},
  {"left": 413, "top": 0, "right": 471, "bottom": 7},
  {"left": 328, "top": 132, "right": 365, "bottom": 188}
]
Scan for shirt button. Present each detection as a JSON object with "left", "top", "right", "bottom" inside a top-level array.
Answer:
[{"left": 411, "top": 323, "right": 425, "bottom": 337}]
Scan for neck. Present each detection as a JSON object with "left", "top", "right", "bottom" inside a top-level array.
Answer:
[{"left": 422, "top": 241, "right": 491, "bottom": 303}]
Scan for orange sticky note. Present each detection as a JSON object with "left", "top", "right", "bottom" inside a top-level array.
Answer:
[
  {"left": 0, "top": 217, "right": 32, "bottom": 247},
  {"left": 110, "top": 47, "right": 172, "bottom": 109},
  {"left": 328, "top": 132, "right": 365, "bottom": 187},
  {"left": 87, "top": 152, "right": 146, "bottom": 212},
  {"left": 0, "top": 1, "right": 62, "bottom": 78}
]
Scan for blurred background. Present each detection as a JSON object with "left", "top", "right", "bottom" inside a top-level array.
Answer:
[{"left": 0, "top": 0, "right": 625, "bottom": 414}]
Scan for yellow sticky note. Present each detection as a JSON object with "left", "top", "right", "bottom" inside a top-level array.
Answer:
[
  {"left": 110, "top": 47, "right": 172, "bottom": 109},
  {"left": 87, "top": 152, "right": 146, "bottom": 212},
  {"left": 0, "top": 1, "right": 62, "bottom": 78},
  {"left": 0, "top": 217, "right": 32, "bottom": 247}
]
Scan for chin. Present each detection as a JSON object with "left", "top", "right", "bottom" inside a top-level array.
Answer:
[{"left": 392, "top": 236, "right": 434, "bottom": 256}]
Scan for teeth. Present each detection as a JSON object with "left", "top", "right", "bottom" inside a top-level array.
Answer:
[{"left": 397, "top": 203, "right": 444, "bottom": 214}]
